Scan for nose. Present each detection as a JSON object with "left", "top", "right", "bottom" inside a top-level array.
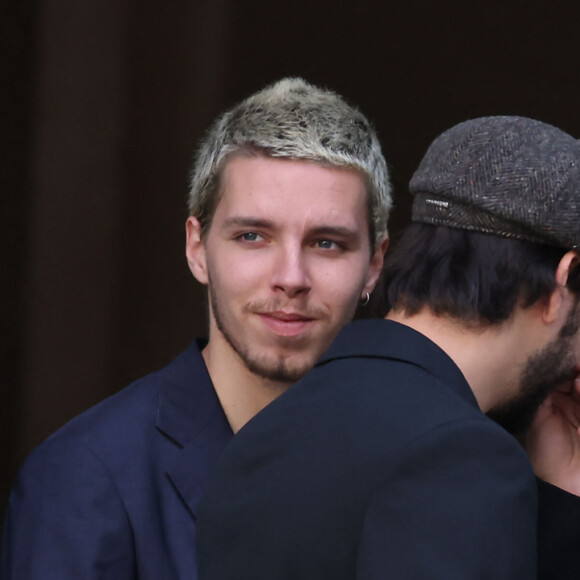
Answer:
[{"left": 270, "top": 245, "right": 311, "bottom": 298}]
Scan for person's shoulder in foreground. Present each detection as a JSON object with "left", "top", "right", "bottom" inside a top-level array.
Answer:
[
  {"left": 199, "top": 317, "right": 537, "bottom": 579},
  {"left": 197, "top": 115, "right": 580, "bottom": 579},
  {"left": 2, "top": 340, "right": 232, "bottom": 579}
]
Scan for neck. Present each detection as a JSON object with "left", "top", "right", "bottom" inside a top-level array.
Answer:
[
  {"left": 385, "top": 307, "right": 540, "bottom": 412},
  {"left": 202, "top": 336, "right": 291, "bottom": 434}
]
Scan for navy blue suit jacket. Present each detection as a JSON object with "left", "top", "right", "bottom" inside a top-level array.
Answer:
[
  {"left": 1, "top": 340, "right": 232, "bottom": 579},
  {"left": 197, "top": 320, "right": 538, "bottom": 579}
]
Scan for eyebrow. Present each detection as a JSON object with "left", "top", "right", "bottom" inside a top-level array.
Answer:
[
  {"left": 222, "top": 218, "right": 360, "bottom": 239},
  {"left": 308, "top": 226, "right": 360, "bottom": 239},
  {"left": 222, "top": 217, "right": 274, "bottom": 230}
]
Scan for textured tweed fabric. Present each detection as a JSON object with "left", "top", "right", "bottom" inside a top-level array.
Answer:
[{"left": 410, "top": 116, "right": 580, "bottom": 249}]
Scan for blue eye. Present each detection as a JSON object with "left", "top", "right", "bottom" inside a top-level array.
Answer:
[
  {"left": 240, "top": 232, "right": 262, "bottom": 242},
  {"left": 317, "top": 240, "right": 336, "bottom": 250}
]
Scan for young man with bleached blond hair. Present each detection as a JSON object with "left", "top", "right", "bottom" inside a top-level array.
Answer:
[{"left": 2, "top": 78, "right": 391, "bottom": 579}]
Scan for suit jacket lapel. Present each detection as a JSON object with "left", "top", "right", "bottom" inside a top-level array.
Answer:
[
  {"left": 155, "top": 340, "right": 234, "bottom": 518},
  {"left": 165, "top": 416, "right": 232, "bottom": 519}
]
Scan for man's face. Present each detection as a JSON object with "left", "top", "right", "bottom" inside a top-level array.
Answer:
[
  {"left": 488, "top": 301, "right": 580, "bottom": 433},
  {"left": 187, "top": 154, "right": 385, "bottom": 384}
]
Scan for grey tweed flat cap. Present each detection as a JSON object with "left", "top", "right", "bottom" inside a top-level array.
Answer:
[{"left": 410, "top": 116, "right": 580, "bottom": 250}]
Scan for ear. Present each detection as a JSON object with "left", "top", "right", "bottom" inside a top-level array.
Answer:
[
  {"left": 362, "top": 236, "right": 389, "bottom": 297},
  {"left": 185, "top": 216, "right": 209, "bottom": 285},
  {"left": 542, "top": 250, "right": 579, "bottom": 324}
]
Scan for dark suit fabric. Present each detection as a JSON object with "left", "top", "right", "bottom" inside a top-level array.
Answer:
[
  {"left": 197, "top": 319, "right": 538, "bottom": 580},
  {"left": 1, "top": 340, "right": 233, "bottom": 580},
  {"left": 537, "top": 480, "right": 580, "bottom": 580}
]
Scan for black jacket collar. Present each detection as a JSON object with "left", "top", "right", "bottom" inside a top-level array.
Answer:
[{"left": 319, "top": 319, "right": 479, "bottom": 409}]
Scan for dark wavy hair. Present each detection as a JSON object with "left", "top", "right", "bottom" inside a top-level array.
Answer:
[{"left": 381, "top": 223, "right": 580, "bottom": 325}]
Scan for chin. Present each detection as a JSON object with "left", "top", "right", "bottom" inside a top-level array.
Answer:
[{"left": 247, "top": 352, "right": 316, "bottom": 384}]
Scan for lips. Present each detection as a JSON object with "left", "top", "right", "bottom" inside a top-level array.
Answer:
[{"left": 257, "top": 311, "right": 315, "bottom": 337}]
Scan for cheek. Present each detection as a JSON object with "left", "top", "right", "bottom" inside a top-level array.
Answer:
[
  {"left": 210, "top": 251, "right": 271, "bottom": 293},
  {"left": 315, "top": 263, "right": 369, "bottom": 308}
]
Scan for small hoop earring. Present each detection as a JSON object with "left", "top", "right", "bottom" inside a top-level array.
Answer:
[{"left": 361, "top": 292, "right": 370, "bottom": 306}]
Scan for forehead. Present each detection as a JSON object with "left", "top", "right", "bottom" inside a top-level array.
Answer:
[{"left": 215, "top": 155, "right": 369, "bottom": 231}]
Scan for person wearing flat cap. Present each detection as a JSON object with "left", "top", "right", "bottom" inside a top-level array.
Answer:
[{"left": 196, "top": 116, "right": 580, "bottom": 579}]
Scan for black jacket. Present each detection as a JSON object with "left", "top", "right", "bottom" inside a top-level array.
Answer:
[{"left": 197, "top": 319, "right": 537, "bottom": 579}]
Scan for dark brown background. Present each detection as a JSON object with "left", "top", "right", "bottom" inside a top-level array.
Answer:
[{"left": 3, "top": 0, "right": 580, "bottom": 520}]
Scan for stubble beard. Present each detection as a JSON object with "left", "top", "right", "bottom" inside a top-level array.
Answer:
[
  {"left": 208, "top": 281, "right": 336, "bottom": 384},
  {"left": 487, "top": 303, "right": 579, "bottom": 434}
]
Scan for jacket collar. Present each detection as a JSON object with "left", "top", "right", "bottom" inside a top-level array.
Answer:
[
  {"left": 319, "top": 319, "right": 479, "bottom": 409},
  {"left": 156, "top": 339, "right": 234, "bottom": 518}
]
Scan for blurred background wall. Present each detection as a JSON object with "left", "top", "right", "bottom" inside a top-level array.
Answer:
[{"left": 3, "top": 0, "right": 580, "bottom": 519}]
